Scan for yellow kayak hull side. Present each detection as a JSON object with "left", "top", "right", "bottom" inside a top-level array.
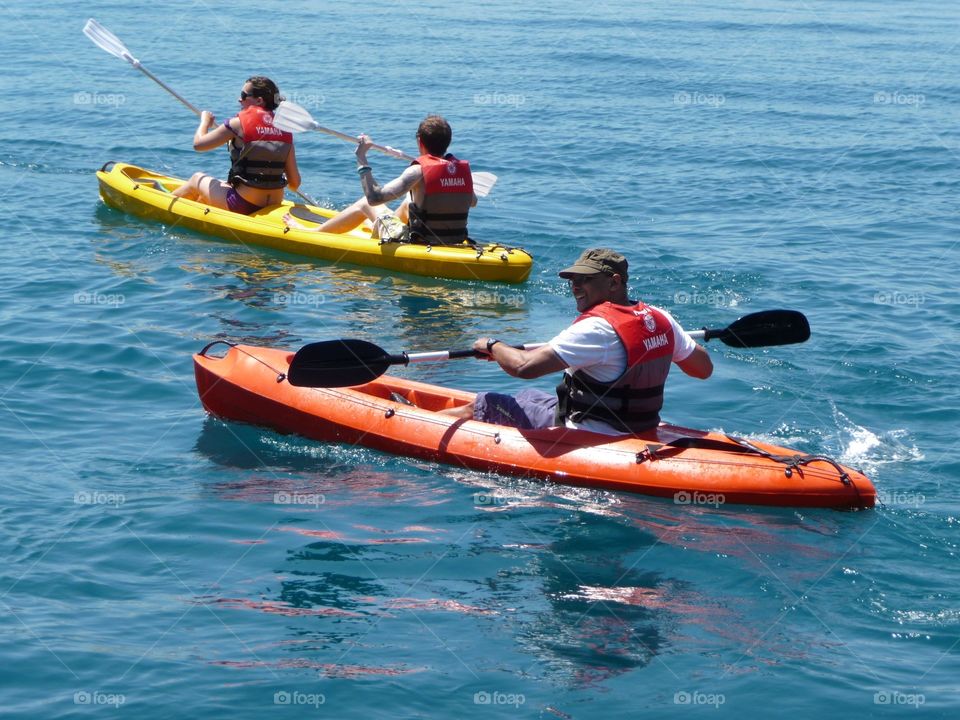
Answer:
[{"left": 95, "top": 162, "right": 533, "bottom": 283}]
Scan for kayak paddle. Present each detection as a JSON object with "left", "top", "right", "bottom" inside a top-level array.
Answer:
[
  {"left": 697, "top": 308, "right": 809, "bottom": 348},
  {"left": 287, "top": 309, "right": 810, "bottom": 388},
  {"left": 273, "top": 101, "right": 499, "bottom": 199},
  {"left": 83, "top": 18, "right": 200, "bottom": 114},
  {"left": 83, "top": 18, "right": 319, "bottom": 207}
]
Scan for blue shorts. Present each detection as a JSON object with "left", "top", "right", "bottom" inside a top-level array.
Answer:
[{"left": 474, "top": 389, "right": 558, "bottom": 429}]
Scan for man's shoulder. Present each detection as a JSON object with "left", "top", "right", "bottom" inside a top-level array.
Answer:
[{"left": 556, "top": 316, "right": 617, "bottom": 344}]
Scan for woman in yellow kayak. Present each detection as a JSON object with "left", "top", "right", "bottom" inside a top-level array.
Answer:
[{"left": 172, "top": 76, "right": 301, "bottom": 214}]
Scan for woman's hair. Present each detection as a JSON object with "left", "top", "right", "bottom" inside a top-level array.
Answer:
[
  {"left": 416, "top": 116, "right": 452, "bottom": 156},
  {"left": 246, "top": 76, "right": 283, "bottom": 111}
]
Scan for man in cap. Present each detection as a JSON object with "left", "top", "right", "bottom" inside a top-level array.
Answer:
[{"left": 444, "top": 248, "right": 713, "bottom": 434}]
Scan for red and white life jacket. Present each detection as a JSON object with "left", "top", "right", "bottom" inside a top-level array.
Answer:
[
  {"left": 228, "top": 106, "right": 293, "bottom": 190},
  {"left": 556, "top": 301, "right": 676, "bottom": 433},
  {"left": 407, "top": 153, "right": 473, "bottom": 244}
]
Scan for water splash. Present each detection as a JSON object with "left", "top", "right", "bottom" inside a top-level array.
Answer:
[{"left": 831, "top": 404, "right": 923, "bottom": 474}]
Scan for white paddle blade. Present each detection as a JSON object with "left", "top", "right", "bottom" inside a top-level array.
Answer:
[
  {"left": 83, "top": 19, "right": 135, "bottom": 63},
  {"left": 472, "top": 171, "right": 497, "bottom": 198},
  {"left": 273, "top": 101, "right": 319, "bottom": 134}
]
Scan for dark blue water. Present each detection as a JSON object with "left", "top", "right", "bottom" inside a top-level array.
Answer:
[{"left": 1, "top": 0, "right": 957, "bottom": 716}]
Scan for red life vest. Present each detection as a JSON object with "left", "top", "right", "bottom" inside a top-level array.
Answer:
[
  {"left": 407, "top": 153, "right": 473, "bottom": 244},
  {"left": 556, "top": 301, "right": 676, "bottom": 433},
  {"left": 227, "top": 106, "right": 293, "bottom": 190}
]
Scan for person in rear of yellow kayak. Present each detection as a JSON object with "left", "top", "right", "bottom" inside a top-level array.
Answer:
[
  {"left": 284, "top": 115, "right": 477, "bottom": 244},
  {"left": 172, "top": 76, "right": 302, "bottom": 215},
  {"left": 443, "top": 248, "right": 714, "bottom": 435}
]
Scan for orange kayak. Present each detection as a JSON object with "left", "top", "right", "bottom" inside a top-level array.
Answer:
[{"left": 194, "top": 343, "right": 875, "bottom": 509}]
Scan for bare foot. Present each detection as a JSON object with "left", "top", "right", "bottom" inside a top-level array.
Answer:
[{"left": 282, "top": 212, "right": 310, "bottom": 231}]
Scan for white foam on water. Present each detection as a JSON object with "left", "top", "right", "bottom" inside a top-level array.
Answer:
[
  {"left": 831, "top": 405, "right": 924, "bottom": 475},
  {"left": 712, "top": 407, "right": 923, "bottom": 480},
  {"left": 841, "top": 425, "right": 882, "bottom": 464}
]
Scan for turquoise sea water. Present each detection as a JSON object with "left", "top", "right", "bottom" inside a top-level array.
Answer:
[{"left": 1, "top": 0, "right": 958, "bottom": 716}]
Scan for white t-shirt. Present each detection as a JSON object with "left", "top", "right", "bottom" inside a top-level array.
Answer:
[{"left": 547, "top": 307, "right": 698, "bottom": 434}]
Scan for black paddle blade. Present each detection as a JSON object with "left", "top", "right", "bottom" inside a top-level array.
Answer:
[
  {"left": 709, "top": 310, "right": 810, "bottom": 348},
  {"left": 288, "top": 339, "right": 402, "bottom": 387}
]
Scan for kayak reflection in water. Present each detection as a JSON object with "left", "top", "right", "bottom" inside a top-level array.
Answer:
[
  {"left": 283, "top": 115, "right": 477, "bottom": 244},
  {"left": 171, "top": 76, "right": 301, "bottom": 215},
  {"left": 442, "top": 248, "right": 714, "bottom": 435}
]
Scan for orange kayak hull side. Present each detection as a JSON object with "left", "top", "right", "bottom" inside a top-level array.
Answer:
[{"left": 193, "top": 344, "right": 876, "bottom": 510}]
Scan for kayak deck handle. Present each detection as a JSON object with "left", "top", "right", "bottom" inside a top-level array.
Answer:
[{"left": 198, "top": 340, "right": 236, "bottom": 358}]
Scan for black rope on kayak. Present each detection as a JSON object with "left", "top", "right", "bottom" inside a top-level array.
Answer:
[
  {"left": 637, "top": 434, "right": 853, "bottom": 486},
  {"left": 726, "top": 436, "right": 852, "bottom": 485},
  {"left": 201, "top": 341, "right": 290, "bottom": 384},
  {"left": 198, "top": 340, "right": 236, "bottom": 357}
]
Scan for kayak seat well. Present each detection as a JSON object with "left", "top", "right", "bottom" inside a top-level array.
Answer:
[
  {"left": 132, "top": 177, "right": 171, "bottom": 192},
  {"left": 362, "top": 382, "right": 468, "bottom": 413}
]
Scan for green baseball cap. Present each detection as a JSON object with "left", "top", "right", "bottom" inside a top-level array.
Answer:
[{"left": 558, "top": 248, "right": 629, "bottom": 280}]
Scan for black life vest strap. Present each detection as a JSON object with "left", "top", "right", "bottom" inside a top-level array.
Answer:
[
  {"left": 564, "top": 396, "right": 660, "bottom": 425},
  {"left": 563, "top": 372, "right": 665, "bottom": 400},
  {"left": 407, "top": 203, "right": 468, "bottom": 245},
  {"left": 418, "top": 211, "right": 470, "bottom": 222},
  {"left": 242, "top": 159, "right": 286, "bottom": 169}
]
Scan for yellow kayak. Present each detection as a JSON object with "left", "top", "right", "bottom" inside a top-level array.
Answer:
[{"left": 96, "top": 162, "right": 533, "bottom": 283}]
